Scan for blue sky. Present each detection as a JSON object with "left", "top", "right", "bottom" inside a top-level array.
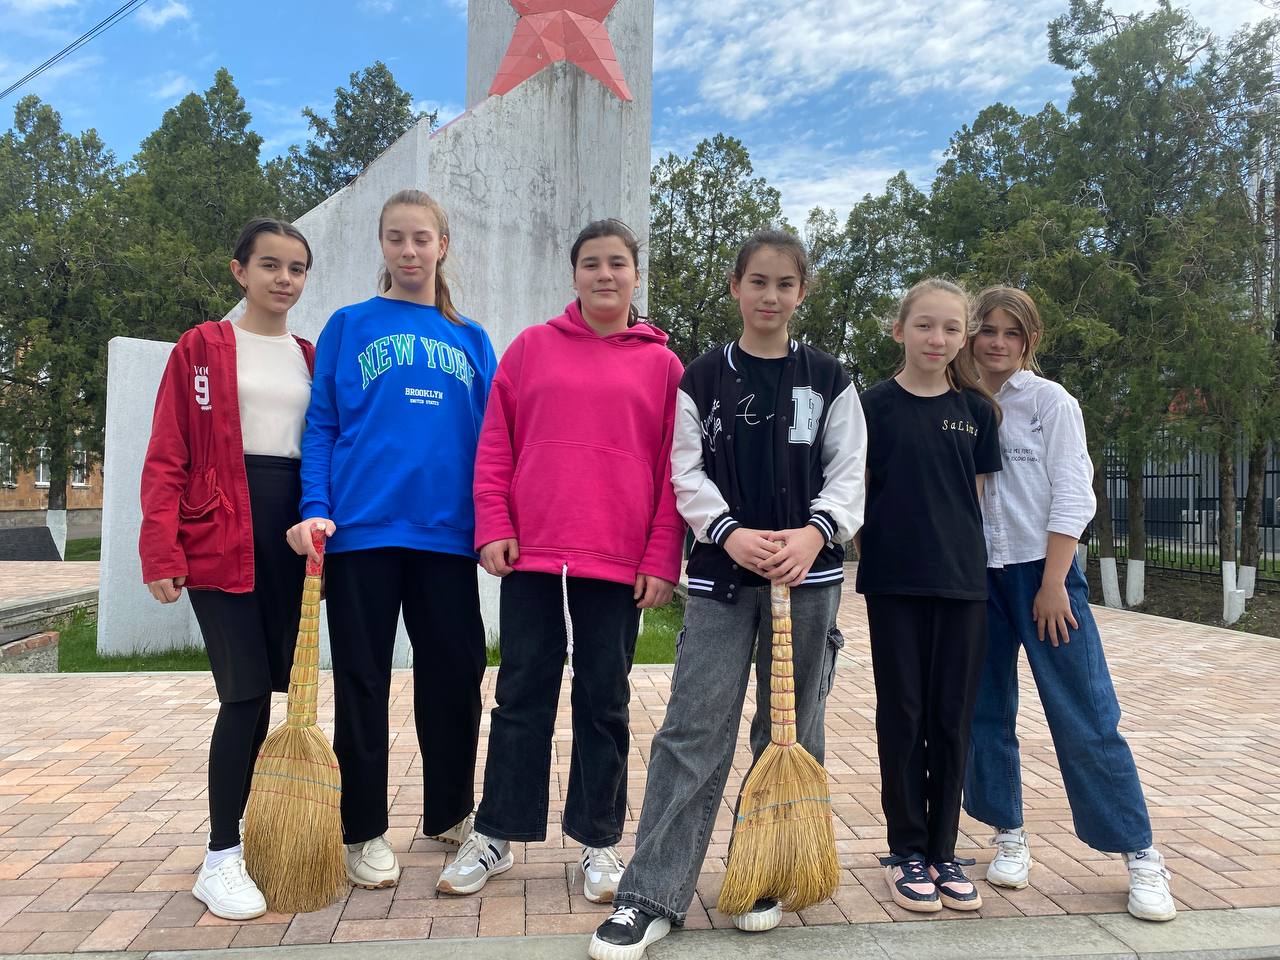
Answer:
[{"left": 0, "top": 0, "right": 1268, "bottom": 224}]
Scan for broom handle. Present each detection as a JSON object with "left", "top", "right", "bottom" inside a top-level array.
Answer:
[
  {"left": 769, "top": 582, "right": 796, "bottom": 747},
  {"left": 285, "top": 526, "right": 326, "bottom": 729}
]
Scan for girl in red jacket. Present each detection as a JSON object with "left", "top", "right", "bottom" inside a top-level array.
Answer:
[
  {"left": 139, "top": 217, "right": 314, "bottom": 922},
  {"left": 437, "top": 219, "right": 684, "bottom": 903}
]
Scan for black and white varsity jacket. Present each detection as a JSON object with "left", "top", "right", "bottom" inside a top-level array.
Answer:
[{"left": 673, "top": 339, "right": 867, "bottom": 603}]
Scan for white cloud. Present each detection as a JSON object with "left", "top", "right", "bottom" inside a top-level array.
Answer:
[
  {"left": 415, "top": 98, "right": 463, "bottom": 124},
  {"left": 655, "top": 0, "right": 1273, "bottom": 122},
  {"left": 136, "top": 0, "right": 190, "bottom": 29},
  {"left": 655, "top": 0, "right": 1064, "bottom": 120},
  {"left": 755, "top": 142, "right": 934, "bottom": 225},
  {"left": 149, "top": 72, "right": 191, "bottom": 101},
  {"left": 2, "top": 0, "right": 79, "bottom": 11}
]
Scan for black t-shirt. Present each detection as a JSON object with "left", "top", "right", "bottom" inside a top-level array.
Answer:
[
  {"left": 733, "top": 348, "right": 788, "bottom": 586},
  {"left": 855, "top": 379, "right": 1002, "bottom": 600}
]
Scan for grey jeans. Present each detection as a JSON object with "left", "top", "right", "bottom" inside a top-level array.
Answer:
[{"left": 614, "top": 583, "right": 843, "bottom": 923}]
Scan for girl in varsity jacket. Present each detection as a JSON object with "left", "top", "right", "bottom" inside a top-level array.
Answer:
[
  {"left": 139, "top": 218, "right": 314, "bottom": 922},
  {"left": 591, "top": 230, "right": 866, "bottom": 960}
]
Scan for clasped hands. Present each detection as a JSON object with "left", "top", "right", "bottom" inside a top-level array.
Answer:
[{"left": 724, "top": 524, "right": 825, "bottom": 587}]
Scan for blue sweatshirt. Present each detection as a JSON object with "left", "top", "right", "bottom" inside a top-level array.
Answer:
[{"left": 300, "top": 295, "right": 497, "bottom": 557}]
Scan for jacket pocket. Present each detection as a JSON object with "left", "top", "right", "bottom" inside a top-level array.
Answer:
[
  {"left": 511, "top": 441, "right": 655, "bottom": 564},
  {"left": 820, "top": 626, "right": 845, "bottom": 700},
  {"left": 177, "top": 467, "right": 227, "bottom": 561}
]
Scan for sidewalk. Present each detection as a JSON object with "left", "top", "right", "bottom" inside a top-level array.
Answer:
[{"left": 0, "top": 593, "right": 1275, "bottom": 955}]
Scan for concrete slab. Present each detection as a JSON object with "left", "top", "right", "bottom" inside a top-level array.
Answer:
[{"left": 1095, "top": 906, "right": 1280, "bottom": 959}]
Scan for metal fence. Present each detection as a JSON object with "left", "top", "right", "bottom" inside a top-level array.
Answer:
[{"left": 1086, "top": 433, "right": 1280, "bottom": 584}]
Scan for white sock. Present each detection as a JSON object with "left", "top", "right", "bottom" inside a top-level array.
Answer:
[
  {"left": 1127, "top": 846, "right": 1159, "bottom": 863},
  {"left": 204, "top": 843, "right": 243, "bottom": 871}
]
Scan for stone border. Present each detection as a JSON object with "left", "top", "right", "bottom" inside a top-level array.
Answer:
[
  {"left": 3, "top": 907, "right": 1277, "bottom": 960},
  {"left": 0, "top": 629, "right": 56, "bottom": 659}
]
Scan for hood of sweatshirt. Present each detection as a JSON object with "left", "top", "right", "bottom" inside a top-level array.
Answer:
[{"left": 547, "top": 300, "right": 670, "bottom": 347}]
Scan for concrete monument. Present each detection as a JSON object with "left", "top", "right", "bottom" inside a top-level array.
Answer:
[{"left": 97, "top": 0, "right": 654, "bottom": 664}]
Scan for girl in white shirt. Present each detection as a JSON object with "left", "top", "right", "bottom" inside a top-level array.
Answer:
[{"left": 963, "top": 286, "right": 1176, "bottom": 923}]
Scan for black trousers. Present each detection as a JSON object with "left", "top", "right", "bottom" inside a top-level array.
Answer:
[
  {"left": 324, "top": 547, "right": 486, "bottom": 844},
  {"left": 475, "top": 572, "right": 640, "bottom": 847},
  {"left": 188, "top": 455, "right": 305, "bottom": 850},
  {"left": 865, "top": 594, "right": 987, "bottom": 862}
]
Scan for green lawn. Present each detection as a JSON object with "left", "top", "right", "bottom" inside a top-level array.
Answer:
[
  {"left": 59, "top": 594, "right": 682, "bottom": 673},
  {"left": 484, "top": 595, "right": 683, "bottom": 666},
  {"left": 64, "top": 537, "right": 101, "bottom": 562},
  {"left": 57, "top": 609, "right": 211, "bottom": 672}
]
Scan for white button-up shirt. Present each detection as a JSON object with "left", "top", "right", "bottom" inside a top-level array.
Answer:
[{"left": 982, "top": 370, "right": 1097, "bottom": 568}]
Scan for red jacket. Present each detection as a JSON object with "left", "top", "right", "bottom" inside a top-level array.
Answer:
[{"left": 139, "top": 321, "right": 316, "bottom": 592}]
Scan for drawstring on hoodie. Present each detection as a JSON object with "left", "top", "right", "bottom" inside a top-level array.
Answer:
[{"left": 561, "top": 563, "right": 576, "bottom": 678}]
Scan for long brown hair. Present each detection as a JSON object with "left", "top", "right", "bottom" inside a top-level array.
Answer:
[
  {"left": 895, "top": 277, "right": 1002, "bottom": 423},
  {"left": 971, "top": 285, "right": 1043, "bottom": 374},
  {"left": 377, "top": 190, "right": 465, "bottom": 326}
]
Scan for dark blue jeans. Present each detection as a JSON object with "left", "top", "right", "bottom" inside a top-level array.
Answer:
[{"left": 964, "top": 558, "right": 1152, "bottom": 853}]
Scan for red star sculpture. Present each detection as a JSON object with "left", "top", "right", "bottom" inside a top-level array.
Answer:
[{"left": 488, "top": 0, "right": 633, "bottom": 102}]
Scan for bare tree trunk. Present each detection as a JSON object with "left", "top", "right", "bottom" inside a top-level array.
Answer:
[
  {"left": 1219, "top": 436, "right": 1244, "bottom": 624},
  {"left": 1126, "top": 448, "right": 1146, "bottom": 606},
  {"left": 1093, "top": 454, "right": 1122, "bottom": 608},
  {"left": 1240, "top": 436, "right": 1266, "bottom": 600}
]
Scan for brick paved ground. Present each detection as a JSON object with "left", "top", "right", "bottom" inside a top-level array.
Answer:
[
  {"left": 0, "top": 593, "right": 1275, "bottom": 952},
  {"left": 0, "top": 563, "right": 99, "bottom": 605}
]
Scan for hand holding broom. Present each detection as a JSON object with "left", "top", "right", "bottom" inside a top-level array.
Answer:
[
  {"left": 243, "top": 526, "right": 346, "bottom": 913},
  {"left": 717, "top": 582, "right": 840, "bottom": 915}
]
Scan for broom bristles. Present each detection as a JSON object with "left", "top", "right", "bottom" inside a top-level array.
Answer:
[
  {"left": 717, "top": 742, "right": 839, "bottom": 915},
  {"left": 243, "top": 723, "right": 345, "bottom": 914}
]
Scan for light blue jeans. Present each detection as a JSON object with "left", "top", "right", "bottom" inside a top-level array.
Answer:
[{"left": 964, "top": 558, "right": 1152, "bottom": 853}]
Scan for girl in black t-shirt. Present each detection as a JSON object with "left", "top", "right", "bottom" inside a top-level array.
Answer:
[{"left": 855, "top": 277, "right": 1002, "bottom": 914}]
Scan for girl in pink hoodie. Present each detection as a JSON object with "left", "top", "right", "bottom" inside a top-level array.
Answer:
[{"left": 438, "top": 219, "right": 684, "bottom": 902}]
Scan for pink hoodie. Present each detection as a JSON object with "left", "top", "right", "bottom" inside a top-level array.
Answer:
[{"left": 473, "top": 301, "right": 685, "bottom": 586}]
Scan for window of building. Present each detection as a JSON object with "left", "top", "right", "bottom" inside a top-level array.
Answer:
[
  {"left": 72, "top": 446, "right": 89, "bottom": 488},
  {"left": 0, "top": 443, "right": 15, "bottom": 488},
  {"left": 34, "top": 446, "right": 50, "bottom": 488}
]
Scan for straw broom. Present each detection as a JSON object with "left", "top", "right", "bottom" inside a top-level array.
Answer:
[
  {"left": 717, "top": 582, "right": 840, "bottom": 916},
  {"left": 243, "top": 526, "right": 346, "bottom": 913}
]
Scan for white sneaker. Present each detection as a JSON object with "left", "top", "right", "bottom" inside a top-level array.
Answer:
[
  {"left": 731, "top": 897, "right": 781, "bottom": 932},
  {"left": 987, "top": 829, "right": 1032, "bottom": 889},
  {"left": 345, "top": 834, "right": 401, "bottom": 889},
  {"left": 426, "top": 811, "right": 474, "bottom": 846},
  {"left": 192, "top": 852, "right": 267, "bottom": 920},
  {"left": 582, "top": 845, "right": 625, "bottom": 904},
  {"left": 437, "top": 831, "right": 513, "bottom": 895},
  {"left": 1126, "top": 849, "right": 1176, "bottom": 921}
]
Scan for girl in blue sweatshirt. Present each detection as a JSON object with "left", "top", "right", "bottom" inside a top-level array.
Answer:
[{"left": 287, "top": 190, "right": 497, "bottom": 890}]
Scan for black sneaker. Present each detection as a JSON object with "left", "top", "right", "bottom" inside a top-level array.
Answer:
[
  {"left": 588, "top": 905, "right": 672, "bottom": 960},
  {"left": 731, "top": 897, "right": 781, "bottom": 931},
  {"left": 881, "top": 854, "right": 942, "bottom": 913}
]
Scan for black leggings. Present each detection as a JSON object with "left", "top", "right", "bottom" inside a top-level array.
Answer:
[{"left": 208, "top": 695, "right": 271, "bottom": 850}]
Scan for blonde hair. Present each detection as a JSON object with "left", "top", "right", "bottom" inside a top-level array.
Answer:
[
  {"left": 377, "top": 190, "right": 465, "bottom": 326},
  {"left": 895, "top": 277, "right": 1001, "bottom": 423},
  {"left": 971, "top": 285, "right": 1043, "bottom": 373}
]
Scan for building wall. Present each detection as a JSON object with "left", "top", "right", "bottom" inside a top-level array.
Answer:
[{"left": 0, "top": 463, "right": 103, "bottom": 516}]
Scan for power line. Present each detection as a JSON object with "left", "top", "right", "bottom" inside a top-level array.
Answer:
[{"left": 0, "top": 0, "right": 153, "bottom": 104}]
